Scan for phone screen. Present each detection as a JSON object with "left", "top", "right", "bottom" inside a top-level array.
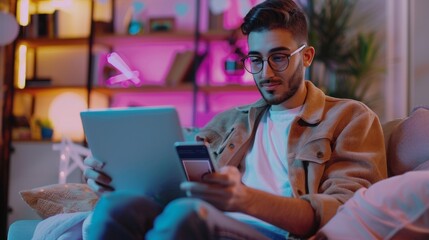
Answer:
[{"left": 175, "top": 142, "right": 216, "bottom": 182}]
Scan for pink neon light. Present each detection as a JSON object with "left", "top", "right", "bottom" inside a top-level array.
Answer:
[{"left": 107, "top": 52, "right": 143, "bottom": 87}]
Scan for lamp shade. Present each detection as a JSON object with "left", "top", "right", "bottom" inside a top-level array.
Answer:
[{"left": 0, "top": 11, "right": 19, "bottom": 46}]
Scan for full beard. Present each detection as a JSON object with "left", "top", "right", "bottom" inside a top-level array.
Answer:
[{"left": 256, "top": 64, "right": 304, "bottom": 105}]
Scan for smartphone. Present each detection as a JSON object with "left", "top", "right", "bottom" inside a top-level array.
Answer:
[{"left": 175, "top": 141, "right": 218, "bottom": 182}]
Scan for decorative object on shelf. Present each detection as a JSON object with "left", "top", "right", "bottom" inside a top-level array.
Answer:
[
  {"left": 106, "top": 52, "right": 142, "bottom": 87},
  {"left": 175, "top": 2, "right": 189, "bottom": 16},
  {"left": 223, "top": 28, "right": 245, "bottom": 84},
  {"left": 0, "top": 10, "right": 19, "bottom": 46},
  {"left": 165, "top": 49, "right": 195, "bottom": 86},
  {"left": 52, "top": 137, "right": 91, "bottom": 184},
  {"left": 25, "top": 78, "right": 52, "bottom": 87},
  {"left": 24, "top": 11, "right": 59, "bottom": 38},
  {"left": 209, "top": 0, "right": 262, "bottom": 29},
  {"left": 149, "top": 17, "right": 175, "bottom": 32},
  {"left": 209, "top": 0, "right": 230, "bottom": 15},
  {"left": 35, "top": 118, "right": 54, "bottom": 140},
  {"left": 224, "top": 48, "right": 245, "bottom": 82},
  {"left": 41, "top": 127, "right": 54, "bottom": 140},
  {"left": 91, "top": 47, "right": 114, "bottom": 87},
  {"left": 128, "top": 1, "right": 146, "bottom": 35},
  {"left": 11, "top": 115, "right": 31, "bottom": 140},
  {"left": 94, "top": 20, "right": 113, "bottom": 34}
]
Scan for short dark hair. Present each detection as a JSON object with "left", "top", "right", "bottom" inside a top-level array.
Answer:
[{"left": 241, "top": 0, "right": 308, "bottom": 44}]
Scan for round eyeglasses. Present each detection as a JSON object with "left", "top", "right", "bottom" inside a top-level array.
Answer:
[{"left": 242, "top": 44, "right": 306, "bottom": 74}]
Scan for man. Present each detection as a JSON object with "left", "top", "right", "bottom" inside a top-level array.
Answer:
[{"left": 84, "top": 0, "right": 387, "bottom": 239}]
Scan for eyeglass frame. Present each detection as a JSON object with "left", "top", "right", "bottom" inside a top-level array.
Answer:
[{"left": 241, "top": 44, "right": 307, "bottom": 74}]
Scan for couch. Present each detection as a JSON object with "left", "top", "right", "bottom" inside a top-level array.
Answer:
[{"left": 8, "top": 107, "right": 429, "bottom": 239}]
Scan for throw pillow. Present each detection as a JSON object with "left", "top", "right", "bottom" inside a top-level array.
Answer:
[
  {"left": 388, "top": 106, "right": 429, "bottom": 176},
  {"left": 20, "top": 183, "right": 99, "bottom": 219}
]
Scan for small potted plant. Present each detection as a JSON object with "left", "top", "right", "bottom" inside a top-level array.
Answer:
[{"left": 35, "top": 118, "right": 54, "bottom": 140}]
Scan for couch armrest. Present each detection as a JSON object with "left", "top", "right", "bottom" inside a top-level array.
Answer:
[{"left": 8, "top": 220, "right": 41, "bottom": 240}]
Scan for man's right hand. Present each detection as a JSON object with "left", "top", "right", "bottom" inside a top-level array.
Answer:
[{"left": 83, "top": 156, "right": 114, "bottom": 195}]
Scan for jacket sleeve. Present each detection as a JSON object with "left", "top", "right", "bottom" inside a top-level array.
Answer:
[
  {"left": 195, "top": 109, "right": 238, "bottom": 163},
  {"left": 300, "top": 107, "right": 388, "bottom": 228}
]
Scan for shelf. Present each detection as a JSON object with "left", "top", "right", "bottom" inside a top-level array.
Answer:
[
  {"left": 202, "top": 30, "right": 242, "bottom": 41},
  {"left": 94, "top": 30, "right": 234, "bottom": 46},
  {"left": 17, "top": 37, "right": 89, "bottom": 47},
  {"left": 95, "top": 32, "right": 194, "bottom": 45},
  {"left": 199, "top": 84, "right": 257, "bottom": 93},
  {"left": 11, "top": 139, "right": 64, "bottom": 143},
  {"left": 91, "top": 84, "right": 194, "bottom": 96},
  {"left": 15, "top": 86, "right": 87, "bottom": 95},
  {"left": 14, "top": 84, "right": 257, "bottom": 96},
  {"left": 27, "top": 0, "right": 57, "bottom": 2},
  {"left": 90, "top": 84, "right": 257, "bottom": 96}
]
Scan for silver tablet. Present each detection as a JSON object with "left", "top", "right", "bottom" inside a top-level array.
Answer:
[{"left": 80, "top": 106, "right": 186, "bottom": 205}]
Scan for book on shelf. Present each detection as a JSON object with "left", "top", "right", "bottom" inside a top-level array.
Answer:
[
  {"left": 91, "top": 46, "right": 111, "bottom": 87},
  {"left": 165, "top": 50, "right": 195, "bottom": 87},
  {"left": 25, "top": 78, "right": 52, "bottom": 87},
  {"left": 25, "top": 11, "right": 59, "bottom": 38}
]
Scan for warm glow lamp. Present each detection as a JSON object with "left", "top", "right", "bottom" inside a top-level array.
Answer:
[
  {"left": 48, "top": 92, "right": 87, "bottom": 141},
  {"left": 17, "top": 0, "right": 29, "bottom": 26},
  {"left": 16, "top": 44, "right": 27, "bottom": 89}
]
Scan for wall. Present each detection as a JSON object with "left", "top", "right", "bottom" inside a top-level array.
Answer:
[
  {"left": 351, "top": 0, "right": 388, "bottom": 120},
  {"left": 8, "top": 142, "right": 83, "bottom": 226},
  {"left": 384, "top": 0, "right": 429, "bottom": 121},
  {"left": 354, "top": 0, "right": 429, "bottom": 122},
  {"left": 409, "top": 0, "right": 429, "bottom": 109}
]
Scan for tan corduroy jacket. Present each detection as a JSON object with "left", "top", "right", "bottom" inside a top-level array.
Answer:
[{"left": 196, "top": 80, "right": 387, "bottom": 228}]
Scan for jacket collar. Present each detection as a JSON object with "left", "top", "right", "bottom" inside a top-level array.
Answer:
[
  {"left": 298, "top": 81, "right": 326, "bottom": 125},
  {"left": 235, "top": 81, "right": 326, "bottom": 125}
]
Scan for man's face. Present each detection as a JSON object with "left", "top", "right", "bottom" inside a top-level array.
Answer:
[{"left": 247, "top": 29, "right": 305, "bottom": 106}]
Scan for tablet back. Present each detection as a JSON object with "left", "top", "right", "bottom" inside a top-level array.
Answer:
[{"left": 80, "top": 106, "right": 186, "bottom": 205}]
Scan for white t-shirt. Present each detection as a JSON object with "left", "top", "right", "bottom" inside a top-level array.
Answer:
[{"left": 227, "top": 106, "right": 301, "bottom": 237}]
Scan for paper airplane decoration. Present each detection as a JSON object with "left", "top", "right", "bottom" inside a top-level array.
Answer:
[{"left": 107, "top": 52, "right": 143, "bottom": 87}]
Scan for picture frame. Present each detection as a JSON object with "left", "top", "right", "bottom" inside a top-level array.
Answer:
[{"left": 149, "top": 17, "right": 175, "bottom": 32}]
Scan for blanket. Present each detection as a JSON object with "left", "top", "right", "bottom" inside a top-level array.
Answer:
[{"left": 32, "top": 211, "right": 91, "bottom": 240}]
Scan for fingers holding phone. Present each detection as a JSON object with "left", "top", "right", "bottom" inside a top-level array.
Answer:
[
  {"left": 175, "top": 141, "right": 218, "bottom": 182},
  {"left": 180, "top": 166, "right": 247, "bottom": 212},
  {"left": 83, "top": 156, "right": 114, "bottom": 194}
]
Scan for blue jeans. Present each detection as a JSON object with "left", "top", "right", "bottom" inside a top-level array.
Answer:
[{"left": 86, "top": 192, "right": 277, "bottom": 240}]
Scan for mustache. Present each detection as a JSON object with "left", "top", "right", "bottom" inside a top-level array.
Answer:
[{"left": 258, "top": 78, "right": 282, "bottom": 85}]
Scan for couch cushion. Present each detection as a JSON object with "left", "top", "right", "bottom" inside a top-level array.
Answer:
[
  {"left": 387, "top": 106, "right": 429, "bottom": 176},
  {"left": 8, "top": 220, "right": 41, "bottom": 240},
  {"left": 381, "top": 118, "right": 402, "bottom": 154}
]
